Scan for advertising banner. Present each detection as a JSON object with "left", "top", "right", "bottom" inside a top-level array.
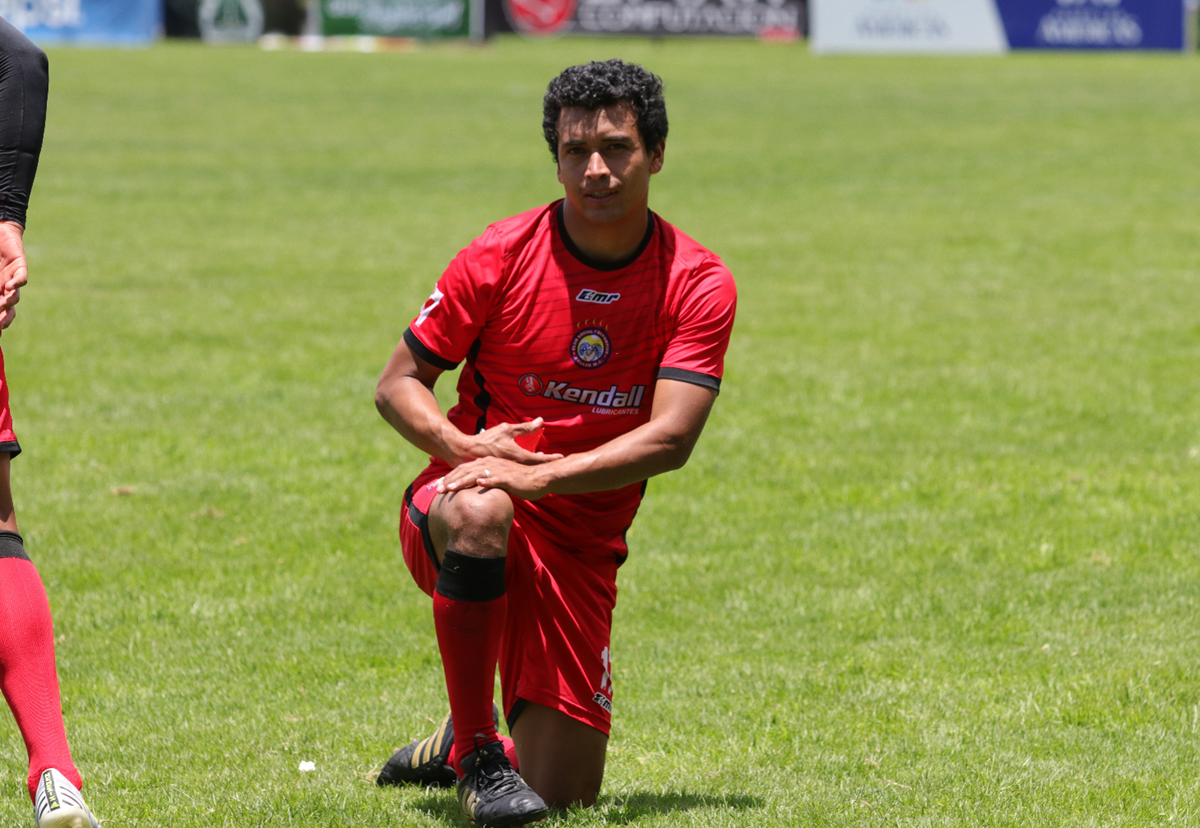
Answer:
[
  {"left": 995, "top": 0, "right": 1185, "bottom": 50},
  {"left": 1, "top": 0, "right": 160, "bottom": 42},
  {"left": 491, "top": 0, "right": 802, "bottom": 38},
  {"left": 811, "top": 0, "right": 1187, "bottom": 52},
  {"left": 320, "top": 0, "right": 468, "bottom": 37},
  {"left": 811, "top": 0, "right": 1007, "bottom": 53}
]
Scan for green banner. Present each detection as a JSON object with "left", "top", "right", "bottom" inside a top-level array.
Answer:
[{"left": 321, "top": 0, "right": 468, "bottom": 37}]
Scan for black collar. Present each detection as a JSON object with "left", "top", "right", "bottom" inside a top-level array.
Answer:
[{"left": 556, "top": 201, "right": 656, "bottom": 272}]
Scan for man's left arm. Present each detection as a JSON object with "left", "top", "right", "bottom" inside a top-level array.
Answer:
[{"left": 437, "top": 377, "right": 718, "bottom": 498}]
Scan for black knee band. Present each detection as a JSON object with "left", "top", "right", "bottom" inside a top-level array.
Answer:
[
  {"left": 435, "top": 550, "right": 506, "bottom": 602},
  {"left": 0, "top": 531, "right": 28, "bottom": 561}
]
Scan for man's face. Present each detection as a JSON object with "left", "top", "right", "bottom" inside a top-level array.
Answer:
[{"left": 556, "top": 102, "right": 664, "bottom": 227}]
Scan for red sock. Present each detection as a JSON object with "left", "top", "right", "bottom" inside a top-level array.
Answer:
[
  {"left": 434, "top": 585, "right": 507, "bottom": 776},
  {"left": 502, "top": 736, "right": 519, "bottom": 770},
  {"left": 448, "top": 735, "right": 519, "bottom": 773},
  {"left": 434, "top": 550, "right": 508, "bottom": 774},
  {"left": 0, "top": 557, "right": 80, "bottom": 800}
]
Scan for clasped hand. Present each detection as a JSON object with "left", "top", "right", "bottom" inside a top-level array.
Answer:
[
  {"left": 439, "top": 417, "right": 564, "bottom": 499},
  {"left": 0, "top": 222, "right": 28, "bottom": 334}
]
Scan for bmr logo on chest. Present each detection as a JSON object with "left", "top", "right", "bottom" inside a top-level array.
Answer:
[{"left": 576, "top": 289, "right": 620, "bottom": 305}]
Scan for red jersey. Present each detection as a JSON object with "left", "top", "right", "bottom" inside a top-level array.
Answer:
[
  {"left": 0, "top": 347, "right": 18, "bottom": 457},
  {"left": 404, "top": 200, "right": 736, "bottom": 558}
]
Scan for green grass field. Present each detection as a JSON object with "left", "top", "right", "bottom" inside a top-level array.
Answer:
[{"left": 2, "top": 37, "right": 1200, "bottom": 826}]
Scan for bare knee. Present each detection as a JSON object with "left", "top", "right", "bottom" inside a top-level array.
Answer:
[
  {"left": 429, "top": 488, "right": 513, "bottom": 560},
  {"left": 511, "top": 703, "right": 607, "bottom": 808}
]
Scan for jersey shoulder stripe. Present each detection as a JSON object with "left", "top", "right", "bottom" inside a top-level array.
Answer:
[
  {"left": 658, "top": 367, "right": 721, "bottom": 391},
  {"left": 404, "top": 327, "right": 459, "bottom": 371}
]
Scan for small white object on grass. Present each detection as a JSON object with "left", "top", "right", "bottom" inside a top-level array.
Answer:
[{"left": 299, "top": 761, "right": 316, "bottom": 772}]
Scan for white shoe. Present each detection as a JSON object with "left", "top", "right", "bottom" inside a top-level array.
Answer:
[{"left": 33, "top": 768, "right": 98, "bottom": 828}]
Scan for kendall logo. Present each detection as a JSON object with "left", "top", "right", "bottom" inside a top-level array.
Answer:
[
  {"left": 543, "top": 381, "right": 645, "bottom": 409},
  {"left": 576, "top": 289, "right": 620, "bottom": 305}
]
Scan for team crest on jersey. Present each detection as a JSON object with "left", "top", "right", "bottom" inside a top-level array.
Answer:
[
  {"left": 518, "top": 374, "right": 543, "bottom": 396},
  {"left": 571, "top": 327, "right": 611, "bottom": 369}
]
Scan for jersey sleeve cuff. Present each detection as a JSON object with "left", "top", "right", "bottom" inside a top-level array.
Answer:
[
  {"left": 657, "top": 367, "right": 721, "bottom": 392},
  {"left": 0, "top": 440, "right": 22, "bottom": 459},
  {"left": 0, "top": 207, "right": 27, "bottom": 228},
  {"left": 403, "top": 328, "right": 460, "bottom": 371}
]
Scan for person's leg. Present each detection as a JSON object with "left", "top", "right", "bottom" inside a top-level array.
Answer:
[
  {"left": 380, "top": 476, "right": 522, "bottom": 791},
  {"left": 426, "top": 486, "right": 513, "bottom": 773},
  {"left": 497, "top": 526, "right": 617, "bottom": 809},
  {"left": 511, "top": 702, "right": 607, "bottom": 807},
  {"left": 0, "top": 453, "right": 81, "bottom": 799},
  {"left": 426, "top": 486, "right": 548, "bottom": 826}
]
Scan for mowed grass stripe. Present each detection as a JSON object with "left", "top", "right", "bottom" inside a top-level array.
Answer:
[{"left": 0, "top": 40, "right": 1195, "bottom": 826}]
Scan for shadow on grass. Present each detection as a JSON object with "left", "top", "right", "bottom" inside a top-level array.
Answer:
[
  {"left": 594, "top": 790, "right": 765, "bottom": 823},
  {"left": 410, "top": 792, "right": 466, "bottom": 825},
  {"left": 412, "top": 789, "right": 764, "bottom": 825}
]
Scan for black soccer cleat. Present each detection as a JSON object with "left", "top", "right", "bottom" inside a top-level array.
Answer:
[
  {"left": 377, "top": 711, "right": 457, "bottom": 788},
  {"left": 457, "top": 736, "right": 548, "bottom": 827},
  {"left": 376, "top": 704, "right": 501, "bottom": 789}
]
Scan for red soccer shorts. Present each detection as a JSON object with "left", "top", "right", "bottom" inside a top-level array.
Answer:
[
  {"left": 0, "top": 348, "right": 20, "bottom": 457},
  {"left": 401, "top": 464, "right": 617, "bottom": 736}
]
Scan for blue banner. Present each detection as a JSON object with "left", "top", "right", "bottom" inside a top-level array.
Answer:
[
  {"left": 1, "top": 0, "right": 161, "bottom": 43},
  {"left": 995, "top": 0, "right": 1184, "bottom": 50}
]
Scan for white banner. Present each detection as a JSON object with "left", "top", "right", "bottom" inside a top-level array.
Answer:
[{"left": 812, "top": 0, "right": 1009, "bottom": 53}]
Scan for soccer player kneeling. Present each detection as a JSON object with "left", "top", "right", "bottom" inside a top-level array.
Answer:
[{"left": 374, "top": 59, "right": 737, "bottom": 826}]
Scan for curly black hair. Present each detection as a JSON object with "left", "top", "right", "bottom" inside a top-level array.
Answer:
[{"left": 542, "top": 60, "right": 668, "bottom": 161}]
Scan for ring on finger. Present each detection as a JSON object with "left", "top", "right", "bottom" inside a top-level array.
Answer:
[{"left": 484, "top": 469, "right": 491, "bottom": 478}]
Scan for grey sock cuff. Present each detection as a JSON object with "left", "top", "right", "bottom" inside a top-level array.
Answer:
[{"left": 0, "top": 531, "right": 28, "bottom": 561}]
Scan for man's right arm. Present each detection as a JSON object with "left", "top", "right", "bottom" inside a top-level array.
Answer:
[
  {"left": 0, "top": 19, "right": 48, "bottom": 330},
  {"left": 0, "top": 17, "right": 48, "bottom": 230},
  {"left": 374, "top": 337, "right": 561, "bottom": 469}
]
